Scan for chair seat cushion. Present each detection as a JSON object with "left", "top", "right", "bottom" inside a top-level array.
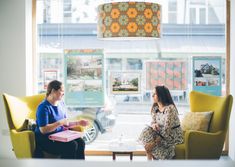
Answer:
[{"left": 181, "top": 111, "right": 213, "bottom": 132}]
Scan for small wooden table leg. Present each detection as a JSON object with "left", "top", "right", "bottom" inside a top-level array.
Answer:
[{"left": 112, "top": 152, "right": 133, "bottom": 161}]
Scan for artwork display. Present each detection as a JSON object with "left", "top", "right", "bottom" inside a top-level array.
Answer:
[
  {"left": 39, "top": 53, "right": 62, "bottom": 80},
  {"left": 193, "top": 57, "right": 222, "bottom": 96},
  {"left": 43, "top": 70, "right": 58, "bottom": 90},
  {"left": 64, "top": 49, "right": 104, "bottom": 107},
  {"left": 146, "top": 61, "right": 187, "bottom": 90},
  {"left": 110, "top": 71, "right": 141, "bottom": 94}
]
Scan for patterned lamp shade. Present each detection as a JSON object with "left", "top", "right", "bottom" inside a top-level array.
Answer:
[{"left": 97, "top": 2, "right": 161, "bottom": 39}]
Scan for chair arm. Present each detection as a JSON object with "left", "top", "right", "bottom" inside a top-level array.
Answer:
[
  {"left": 184, "top": 130, "right": 224, "bottom": 159},
  {"left": 10, "top": 129, "right": 35, "bottom": 158}
]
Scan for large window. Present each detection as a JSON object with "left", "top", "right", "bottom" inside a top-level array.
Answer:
[{"left": 36, "top": 0, "right": 226, "bottom": 147}]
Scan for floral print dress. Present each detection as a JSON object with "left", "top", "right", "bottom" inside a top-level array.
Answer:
[{"left": 139, "top": 104, "right": 183, "bottom": 159}]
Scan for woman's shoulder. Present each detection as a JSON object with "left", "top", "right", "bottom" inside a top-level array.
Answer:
[
  {"left": 164, "top": 104, "right": 177, "bottom": 113},
  {"left": 37, "top": 99, "right": 50, "bottom": 110}
]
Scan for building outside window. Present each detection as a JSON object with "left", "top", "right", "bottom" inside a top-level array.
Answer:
[
  {"left": 168, "top": 0, "right": 177, "bottom": 24},
  {"left": 35, "top": 0, "right": 226, "bottom": 146}
]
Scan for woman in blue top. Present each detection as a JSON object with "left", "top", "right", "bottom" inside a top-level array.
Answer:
[{"left": 34, "top": 80, "right": 85, "bottom": 159}]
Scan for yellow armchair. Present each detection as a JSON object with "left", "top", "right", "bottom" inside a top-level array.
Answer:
[
  {"left": 175, "top": 91, "right": 233, "bottom": 159},
  {"left": 3, "top": 93, "right": 45, "bottom": 158}
]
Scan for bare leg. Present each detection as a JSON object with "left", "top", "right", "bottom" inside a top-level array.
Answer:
[{"left": 146, "top": 152, "right": 153, "bottom": 160}]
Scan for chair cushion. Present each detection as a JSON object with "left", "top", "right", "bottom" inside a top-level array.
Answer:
[{"left": 181, "top": 111, "right": 213, "bottom": 132}]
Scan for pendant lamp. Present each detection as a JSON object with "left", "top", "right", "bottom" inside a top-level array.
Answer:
[{"left": 97, "top": 1, "right": 161, "bottom": 39}]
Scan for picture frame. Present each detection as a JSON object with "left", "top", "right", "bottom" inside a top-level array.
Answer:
[
  {"left": 110, "top": 71, "right": 141, "bottom": 94},
  {"left": 145, "top": 60, "right": 187, "bottom": 91},
  {"left": 64, "top": 49, "right": 104, "bottom": 107},
  {"left": 192, "top": 56, "right": 222, "bottom": 96},
  {"left": 43, "top": 70, "right": 58, "bottom": 90}
]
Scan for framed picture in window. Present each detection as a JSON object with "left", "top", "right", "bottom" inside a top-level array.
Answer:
[
  {"left": 146, "top": 60, "right": 187, "bottom": 91},
  {"left": 43, "top": 70, "right": 58, "bottom": 90},
  {"left": 192, "top": 56, "right": 222, "bottom": 96},
  {"left": 64, "top": 49, "right": 104, "bottom": 107},
  {"left": 110, "top": 71, "right": 141, "bottom": 94}
]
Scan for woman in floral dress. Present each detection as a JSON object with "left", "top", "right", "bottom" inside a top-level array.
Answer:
[{"left": 139, "top": 85, "right": 183, "bottom": 160}]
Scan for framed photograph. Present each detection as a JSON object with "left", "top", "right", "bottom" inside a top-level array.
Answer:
[
  {"left": 64, "top": 49, "right": 104, "bottom": 107},
  {"left": 146, "top": 61, "right": 187, "bottom": 91},
  {"left": 43, "top": 70, "right": 58, "bottom": 89},
  {"left": 193, "top": 56, "right": 222, "bottom": 96},
  {"left": 110, "top": 71, "right": 141, "bottom": 94},
  {"left": 67, "top": 56, "right": 102, "bottom": 80}
]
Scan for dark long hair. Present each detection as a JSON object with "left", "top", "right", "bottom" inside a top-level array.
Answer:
[
  {"left": 46, "top": 80, "right": 62, "bottom": 97},
  {"left": 151, "top": 85, "right": 178, "bottom": 113}
]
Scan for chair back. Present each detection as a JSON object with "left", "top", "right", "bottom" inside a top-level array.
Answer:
[
  {"left": 3, "top": 93, "right": 45, "bottom": 131},
  {"left": 189, "top": 91, "right": 233, "bottom": 133}
]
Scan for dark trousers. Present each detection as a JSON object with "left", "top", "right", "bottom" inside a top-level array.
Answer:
[{"left": 34, "top": 134, "right": 85, "bottom": 159}]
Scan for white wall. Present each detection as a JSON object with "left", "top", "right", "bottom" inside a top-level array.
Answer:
[
  {"left": 0, "top": 0, "right": 32, "bottom": 158},
  {"left": 229, "top": 0, "right": 235, "bottom": 161}
]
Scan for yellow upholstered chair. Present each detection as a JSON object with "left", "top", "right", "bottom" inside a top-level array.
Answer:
[
  {"left": 2, "top": 93, "right": 45, "bottom": 158},
  {"left": 2, "top": 93, "right": 73, "bottom": 158},
  {"left": 3, "top": 93, "right": 84, "bottom": 159},
  {"left": 175, "top": 91, "right": 233, "bottom": 159}
]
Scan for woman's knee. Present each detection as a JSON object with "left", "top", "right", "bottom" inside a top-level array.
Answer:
[{"left": 76, "top": 138, "right": 85, "bottom": 148}]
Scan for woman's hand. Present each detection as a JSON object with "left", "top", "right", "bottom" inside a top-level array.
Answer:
[
  {"left": 155, "top": 136, "right": 161, "bottom": 145},
  {"left": 78, "top": 119, "right": 89, "bottom": 126},
  {"left": 151, "top": 123, "right": 160, "bottom": 131},
  {"left": 144, "top": 141, "right": 156, "bottom": 153}
]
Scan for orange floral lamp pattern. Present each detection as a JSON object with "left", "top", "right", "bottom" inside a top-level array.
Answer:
[{"left": 98, "top": 2, "right": 161, "bottom": 38}]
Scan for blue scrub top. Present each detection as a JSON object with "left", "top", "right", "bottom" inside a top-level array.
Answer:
[{"left": 34, "top": 99, "right": 67, "bottom": 136}]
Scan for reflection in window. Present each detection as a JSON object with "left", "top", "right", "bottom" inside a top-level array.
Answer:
[
  {"left": 126, "top": 59, "right": 142, "bottom": 70},
  {"left": 168, "top": 0, "right": 177, "bottom": 24},
  {"left": 107, "top": 58, "right": 122, "bottom": 70},
  {"left": 208, "top": 6, "right": 220, "bottom": 24},
  {"left": 190, "top": 8, "right": 196, "bottom": 24},
  {"left": 199, "top": 8, "right": 206, "bottom": 24}
]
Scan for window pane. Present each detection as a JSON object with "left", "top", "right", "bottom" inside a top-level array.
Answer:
[
  {"left": 200, "top": 8, "right": 206, "bottom": 24},
  {"left": 168, "top": 13, "right": 177, "bottom": 24},
  {"left": 190, "top": 8, "right": 196, "bottom": 24},
  {"left": 35, "top": 0, "right": 226, "bottom": 147},
  {"left": 169, "top": 0, "right": 177, "bottom": 11}
]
